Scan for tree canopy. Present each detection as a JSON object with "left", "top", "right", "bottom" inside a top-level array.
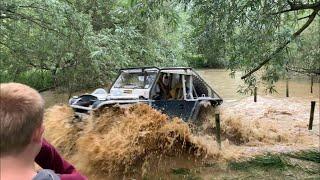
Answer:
[{"left": 1, "top": 0, "right": 319, "bottom": 93}]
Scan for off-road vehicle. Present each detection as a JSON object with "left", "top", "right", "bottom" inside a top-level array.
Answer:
[{"left": 69, "top": 67, "right": 222, "bottom": 121}]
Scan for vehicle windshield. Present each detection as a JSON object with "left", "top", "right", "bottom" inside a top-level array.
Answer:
[{"left": 113, "top": 70, "right": 157, "bottom": 89}]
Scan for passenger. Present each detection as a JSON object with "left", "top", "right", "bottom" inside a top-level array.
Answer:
[
  {"left": 169, "top": 74, "right": 183, "bottom": 100},
  {"left": 0, "top": 83, "right": 86, "bottom": 180},
  {"left": 169, "top": 83, "right": 183, "bottom": 100},
  {"left": 157, "top": 74, "right": 170, "bottom": 99}
]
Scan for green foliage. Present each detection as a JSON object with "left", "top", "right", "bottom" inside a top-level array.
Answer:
[
  {"left": 1, "top": 0, "right": 318, "bottom": 92},
  {"left": 188, "top": 0, "right": 320, "bottom": 91},
  {"left": 0, "top": 69, "right": 53, "bottom": 90},
  {"left": 0, "top": 0, "right": 187, "bottom": 91},
  {"left": 185, "top": 54, "right": 207, "bottom": 68}
]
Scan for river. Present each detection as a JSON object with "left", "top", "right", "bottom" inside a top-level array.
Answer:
[
  {"left": 197, "top": 69, "right": 319, "bottom": 101},
  {"left": 42, "top": 69, "right": 319, "bottom": 107}
]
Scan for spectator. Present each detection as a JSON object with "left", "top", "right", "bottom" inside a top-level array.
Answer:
[{"left": 0, "top": 83, "right": 86, "bottom": 180}]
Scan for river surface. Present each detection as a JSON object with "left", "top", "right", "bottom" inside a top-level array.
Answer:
[
  {"left": 197, "top": 69, "right": 319, "bottom": 101},
  {"left": 42, "top": 69, "right": 320, "bottom": 107}
]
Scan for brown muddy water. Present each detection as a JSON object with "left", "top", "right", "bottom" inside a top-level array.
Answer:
[
  {"left": 41, "top": 69, "right": 320, "bottom": 179},
  {"left": 196, "top": 69, "right": 319, "bottom": 101}
]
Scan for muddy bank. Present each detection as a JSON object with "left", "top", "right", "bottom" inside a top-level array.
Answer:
[{"left": 43, "top": 96, "right": 319, "bottom": 179}]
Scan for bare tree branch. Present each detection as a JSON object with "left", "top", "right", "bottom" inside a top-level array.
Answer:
[
  {"left": 287, "top": 66, "right": 320, "bottom": 75},
  {"left": 241, "top": 9, "right": 319, "bottom": 79},
  {"left": 297, "top": 14, "right": 312, "bottom": 20},
  {"left": 17, "top": 4, "right": 49, "bottom": 12},
  {"left": 273, "top": 1, "right": 320, "bottom": 15},
  {"left": 28, "top": 62, "right": 51, "bottom": 71}
]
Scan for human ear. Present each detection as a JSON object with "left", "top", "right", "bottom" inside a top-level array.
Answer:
[{"left": 32, "top": 124, "right": 45, "bottom": 143}]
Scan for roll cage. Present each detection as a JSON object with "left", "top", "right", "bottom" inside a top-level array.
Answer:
[{"left": 111, "top": 67, "right": 222, "bottom": 102}]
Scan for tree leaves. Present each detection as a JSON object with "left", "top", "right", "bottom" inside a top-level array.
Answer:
[
  {"left": 188, "top": 0, "right": 319, "bottom": 92},
  {"left": 1, "top": 0, "right": 318, "bottom": 93}
]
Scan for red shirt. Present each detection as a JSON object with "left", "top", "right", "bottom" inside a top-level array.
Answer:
[{"left": 35, "top": 139, "right": 87, "bottom": 180}]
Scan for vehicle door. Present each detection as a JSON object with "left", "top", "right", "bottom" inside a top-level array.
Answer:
[{"left": 151, "top": 73, "right": 197, "bottom": 121}]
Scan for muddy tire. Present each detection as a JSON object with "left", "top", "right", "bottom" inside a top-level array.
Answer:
[{"left": 192, "top": 75, "right": 208, "bottom": 96}]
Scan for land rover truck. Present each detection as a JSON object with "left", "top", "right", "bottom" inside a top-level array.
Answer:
[{"left": 69, "top": 67, "right": 223, "bottom": 121}]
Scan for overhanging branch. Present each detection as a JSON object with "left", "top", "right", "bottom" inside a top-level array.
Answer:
[
  {"left": 273, "top": 1, "right": 320, "bottom": 14},
  {"left": 241, "top": 9, "right": 319, "bottom": 80},
  {"left": 297, "top": 14, "right": 312, "bottom": 20},
  {"left": 287, "top": 66, "right": 320, "bottom": 75}
]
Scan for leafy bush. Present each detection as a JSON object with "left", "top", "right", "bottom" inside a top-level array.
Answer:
[{"left": 1, "top": 70, "right": 53, "bottom": 90}]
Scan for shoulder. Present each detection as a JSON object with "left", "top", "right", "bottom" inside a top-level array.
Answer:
[{"left": 33, "top": 169, "right": 60, "bottom": 180}]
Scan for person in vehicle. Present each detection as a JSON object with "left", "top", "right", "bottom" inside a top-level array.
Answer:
[
  {"left": 0, "top": 83, "right": 86, "bottom": 180},
  {"left": 169, "top": 83, "right": 183, "bottom": 99},
  {"left": 155, "top": 73, "right": 171, "bottom": 100},
  {"left": 169, "top": 74, "right": 183, "bottom": 100}
]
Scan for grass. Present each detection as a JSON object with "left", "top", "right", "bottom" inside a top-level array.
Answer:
[
  {"left": 170, "top": 168, "right": 202, "bottom": 180},
  {"left": 228, "top": 150, "right": 320, "bottom": 178},
  {"left": 143, "top": 150, "right": 320, "bottom": 179},
  {"left": 171, "top": 168, "right": 191, "bottom": 175},
  {"left": 229, "top": 153, "right": 289, "bottom": 170},
  {"left": 287, "top": 150, "right": 320, "bottom": 163}
]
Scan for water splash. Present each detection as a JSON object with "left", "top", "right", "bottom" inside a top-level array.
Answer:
[{"left": 43, "top": 97, "right": 319, "bottom": 179}]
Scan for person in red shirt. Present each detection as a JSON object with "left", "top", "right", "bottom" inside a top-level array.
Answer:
[
  {"left": 0, "top": 83, "right": 86, "bottom": 180},
  {"left": 36, "top": 139, "right": 86, "bottom": 180}
]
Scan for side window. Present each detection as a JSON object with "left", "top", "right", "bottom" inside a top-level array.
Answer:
[
  {"left": 152, "top": 73, "right": 186, "bottom": 100},
  {"left": 151, "top": 73, "right": 200, "bottom": 100}
]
